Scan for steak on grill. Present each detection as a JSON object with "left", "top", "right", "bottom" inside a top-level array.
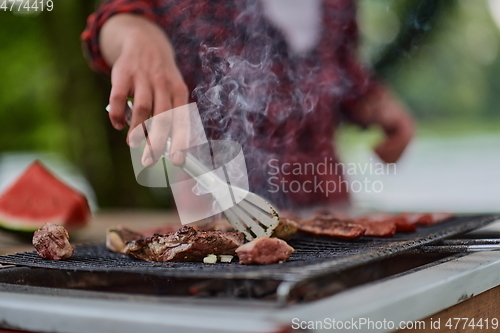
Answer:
[
  {"left": 106, "top": 226, "right": 144, "bottom": 254},
  {"left": 353, "top": 218, "right": 397, "bottom": 237},
  {"left": 392, "top": 216, "right": 418, "bottom": 232},
  {"left": 398, "top": 212, "right": 455, "bottom": 226},
  {"left": 236, "top": 237, "right": 294, "bottom": 265},
  {"left": 124, "top": 226, "right": 245, "bottom": 262},
  {"left": 352, "top": 214, "right": 416, "bottom": 235},
  {"left": 271, "top": 218, "right": 298, "bottom": 240},
  {"left": 296, "top": 215, "right": 366, "bottom": 239},
  {"left": 193, "top": 217, "right": 299, "bottom": 241},
  {"left": 32, "top": 223, "right": 74, "bottom": 260}
]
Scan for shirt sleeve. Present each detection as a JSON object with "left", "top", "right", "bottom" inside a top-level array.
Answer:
[
  {"left": 81, "top": 0, "right": 160, "bottom": 75},
  {"left": 327, "top": 0, "right": 384, "bottom": 126}
]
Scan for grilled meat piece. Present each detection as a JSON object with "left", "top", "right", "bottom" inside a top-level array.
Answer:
[
  {"left": 353, "top": 218, "right": 397, "bottom": 237},
  {"left": 308, "top": 214, "right": 396, "bottom": 238},
  {"left": 106, "top": 226, "right": 144, "bottom": 254},
  {"left": 32, "top": 223, "right": 74, "bottom": 260},
  {"left": 182, "top": 216, "right": 298, "bottom": 240},
  {"left": 416, "top": 212, "right": 455, "bottom": 226},
  {"left": 296, "top": 216, "right": 366, "bottom": 239},
  {"left": 392, "top": 216, "right": 417, "bottom": 232},
  {"left": 354, "top": 214, "right": 416, "bottom": 235},
  {"left": 124, "top": 226, "right": 245, "bottom": 262},
  {"left": 271, "top": 218, "right": 298, "bottom": 240},
  {"left": 236, "top": 237, "right": 294, "bottom": 265},
  {"left": 398, "top": 212, "right": 454, "bottom": 226},
  {"left": 286, "top": 211, "right": 453, "bottom": 240},
  {"left": 196, "top": 217, "right": 298, "bottom": 240}
]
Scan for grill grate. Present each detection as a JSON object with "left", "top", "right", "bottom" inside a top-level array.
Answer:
[{"left": 0, "top": 214, "right": 498, "bottom": 282}]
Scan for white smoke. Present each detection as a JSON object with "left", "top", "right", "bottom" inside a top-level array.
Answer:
[{"left": 192, "top": 0, "right": 322, "bottom": 208}]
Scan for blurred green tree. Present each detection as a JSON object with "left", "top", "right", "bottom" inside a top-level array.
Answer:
[{"left": 0, "top": 2, "right": 170, "bottom": 208}]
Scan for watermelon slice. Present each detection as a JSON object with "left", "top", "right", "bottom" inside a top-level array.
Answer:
[{"left": 0, "top": 160, "right": 90, "bottom": 233}]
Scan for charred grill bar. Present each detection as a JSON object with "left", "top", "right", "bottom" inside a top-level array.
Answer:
[{"left": 0, "top": 214, "right": 499, "bottom": 332}]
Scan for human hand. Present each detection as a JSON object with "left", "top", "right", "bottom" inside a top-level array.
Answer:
[
  {"left": 356, "top": 88, "right": 415, "bottom": 163},
  {"left": 100, "top": 14, "right": 189, "bottom": 166}
]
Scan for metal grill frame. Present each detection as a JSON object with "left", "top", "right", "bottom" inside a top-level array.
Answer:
[{"left": 0, "top": 214, "right": 498, "bottom": 305}]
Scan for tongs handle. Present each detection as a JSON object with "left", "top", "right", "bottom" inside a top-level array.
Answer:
[
  {"left": 105, "top": 102, "right": 225, "bottom": 191},
  {"left": 417, "top": 239, "right": 500, "bottom": 253}
]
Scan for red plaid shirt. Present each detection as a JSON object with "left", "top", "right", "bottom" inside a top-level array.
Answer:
[{"left": 82, "top": 0, "right": 381, "bottom": 209}]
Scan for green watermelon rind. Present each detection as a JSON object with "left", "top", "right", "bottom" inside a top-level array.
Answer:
[
  {"left": 0, "top": 213, "right": 86, "bottom": 233},
  {"left": 0, "top": 161, "right": 91, "bottom": 236},
  {"left": 0, "top": 221, "right": 39, "bottom": 233}
]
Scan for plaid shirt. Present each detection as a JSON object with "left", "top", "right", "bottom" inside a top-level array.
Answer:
[{"left": 82, "top": 0, "right": 381, "bottom": 209}]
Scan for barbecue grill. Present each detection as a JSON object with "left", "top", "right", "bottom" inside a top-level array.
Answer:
[{"left": 0, "top": 214, "right": 499, "bottom": 332}]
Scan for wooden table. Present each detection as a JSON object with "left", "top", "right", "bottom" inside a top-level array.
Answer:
[{"left": 398, "top": 285, "right": 500, "bottom": 333}]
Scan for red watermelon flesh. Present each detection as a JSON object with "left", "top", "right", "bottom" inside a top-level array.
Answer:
[{"left": 0, "top": 161, "right": 90, "bottom": 232}]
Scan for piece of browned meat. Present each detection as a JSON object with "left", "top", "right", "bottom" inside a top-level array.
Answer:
[
  {"left": 355, "top": 213, "right": 417, "bottom": 236},
  {"left": 124, "top": 226, "right": 245, "bottom": 262},
  {"left": 271, "top": 218, "right": 298, "bottom": 240},
  {"left": 416, "top": 212, "right": 455, "bottom": 226},
  {"left": 392, "top": 216, "right": 417, "bottom": 232},
  {"left": 195, "top": 217, "right": 299, "bottom": 240},
  {"left": 32, "top": 223, "right": 74, "bottom": 260},
  {"left": 236, "top": 237, "right": 294, "bottom": 265},
  {"left": 139, "top": 220, "right": 232, "bottom": 237},
  {"left": 296, "top": 215, "right": 366, "bottom": 239},
  {"left": 398, "top": 212, "right": 455, "bottom": 226},
  {"left": 353, "top": 218, "right": 397, "bottom": 237},
  {"left": 106, "top": 226, "right": 144, "bottom": 254}
]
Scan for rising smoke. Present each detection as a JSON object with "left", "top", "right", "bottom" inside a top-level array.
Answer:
[{"left": 191, "top": 0, "right": 321, "bottom": 208}]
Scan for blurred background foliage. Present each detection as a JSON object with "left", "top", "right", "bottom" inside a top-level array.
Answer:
[
  {"left": 360, "top": 0, "right": 500, "bottom": 129},
  {"left": 0, "top": 0, "right": 499, "bottom": 209},
  {"left": 0, "top": 1, "right": 162, "bottom": 208}
]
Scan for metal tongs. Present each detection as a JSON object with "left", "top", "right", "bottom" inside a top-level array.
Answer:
[{"left": 106, "top": 102, "right": 279, "bottom": 240}]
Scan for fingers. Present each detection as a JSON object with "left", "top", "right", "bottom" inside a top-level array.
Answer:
[
  {"left": 108, "top": 48, "right": 189, "bottom": 168},
  {"left": 141, "top": 72, "right": 189, "bottom": 167},
  {"left": 128, "top": 79, "right": 153, "bottom": 148},
  {"left": 357, "top": 87, "right": 415, "bottom": 164},
  {"left": 375, "top": 137, "right": 402, "bottom": 164},
  {"left": 170, "top": 103, "right": 191, "bottom": 166},
  {"left": 105, "top": 24, "right": 191, "bottom": 170},
  {"left": 108, "top": 67, "right": 131, "bottom": 130},
  {"left": 169, "top": 79, "right": 190, "bottom": 166},
  {"left": 139, "top": 71, "right": 188, "bottom": 167},
  {"left": 375, "top": 112, "right": 414, "bottom": 163},
  {"left": 171, "top": 77, "right": 189, "bottom": 110},
  {"left": 141, "top": 83, "right": 172, "bottom": 167}
]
